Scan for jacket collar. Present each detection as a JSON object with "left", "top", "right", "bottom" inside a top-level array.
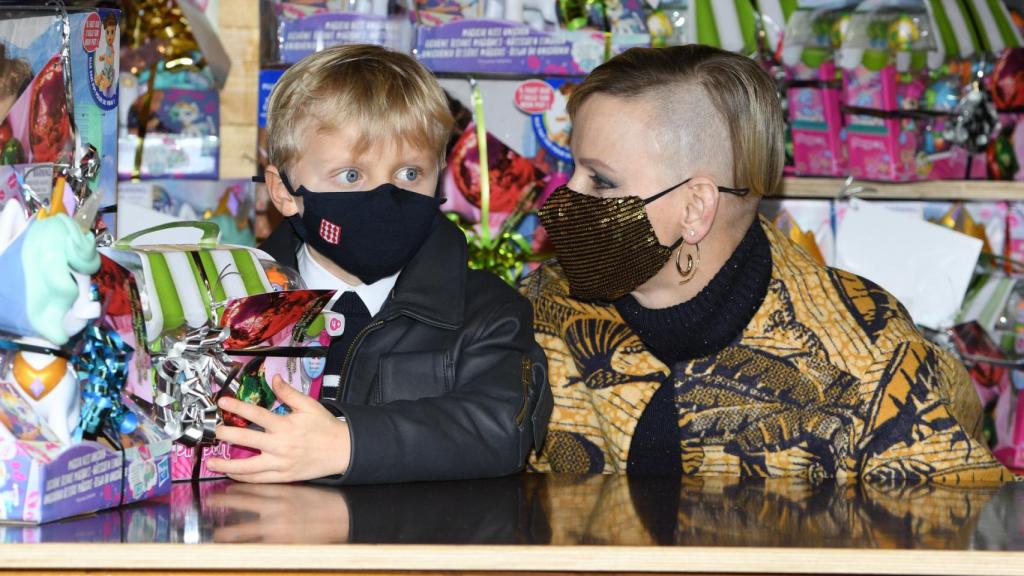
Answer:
[{"left": 259, "top": 213, "right": 466, "bottom": 329}]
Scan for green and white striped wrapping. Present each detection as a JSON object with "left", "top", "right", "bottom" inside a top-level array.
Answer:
[
  {"left": 133, "top": 246, "right": 272, "bottom": 343},
  {"left": 113, "top": 221, "right": 273, "bottom": 346},
  {"left": 687, "top": 0, "right": 760, "bottom": 53}
]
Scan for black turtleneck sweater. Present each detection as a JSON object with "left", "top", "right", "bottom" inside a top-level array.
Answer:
[{"left": 615, "top": 219, "right": 773, "bottom": 475}]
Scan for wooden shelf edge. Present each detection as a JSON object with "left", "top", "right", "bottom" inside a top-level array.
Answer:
[
  {"left": 2, "top": 544, "right": 1023, "bottom": 575},
  {"left": 778, "top": 177, "right": 1024, "bottom": 201}
]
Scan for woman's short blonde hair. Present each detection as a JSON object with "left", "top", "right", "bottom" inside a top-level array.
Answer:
[
  {"left": 567, "top": 45, "right": 784, "bottom": 198},
  {"left": 266, "top": 44, "right": 454, "bottom": 172}
]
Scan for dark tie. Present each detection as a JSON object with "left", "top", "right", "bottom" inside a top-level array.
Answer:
[{"left": 321, "top": 291, "right": 372, "bottom": 401}]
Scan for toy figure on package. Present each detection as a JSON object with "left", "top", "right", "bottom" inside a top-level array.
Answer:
[
  {"left": 263, "top": 0, "right": 413, "bottom": 65},
  {"left": 0, "top": 187, "right": 172, "bottom": 524},
  {"left": 0, "top": 6, "right": 119, "bottom": 219}
]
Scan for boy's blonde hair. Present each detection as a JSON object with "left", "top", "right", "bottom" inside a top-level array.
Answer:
[
  {"left": 266, "top": 44, "right": 454, "bottom": 172},
  {"left": 567, "top": 45, "right": 784, "bottom": 198}
]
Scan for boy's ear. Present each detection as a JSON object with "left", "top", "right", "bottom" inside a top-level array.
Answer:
[
  {"left": 265, "top": 165, "right": 299, "bottom": 218},
  {"left": 679, "top": 176, "right": 720, "bottom": 245}
]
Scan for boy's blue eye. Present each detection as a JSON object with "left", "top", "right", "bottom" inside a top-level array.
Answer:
[
  {"left": 338, "top": 169, "right": 359, "bottom": 184},
  {"left": 399, "top": 168, "right": 419, "bottom": 182}
]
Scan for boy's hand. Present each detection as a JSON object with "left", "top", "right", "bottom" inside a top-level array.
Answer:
[{"left": 206, "top": 376, "right": 351, "bottom": 483}]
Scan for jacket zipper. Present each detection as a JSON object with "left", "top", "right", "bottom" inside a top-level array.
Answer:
[{"left": 336, "top": 320, "right": 384, "bottom": 402}]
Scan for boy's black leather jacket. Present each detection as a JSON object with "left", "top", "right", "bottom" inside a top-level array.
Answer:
[{"left": 260, "top": 215, "right": 551, "bottom": 484}]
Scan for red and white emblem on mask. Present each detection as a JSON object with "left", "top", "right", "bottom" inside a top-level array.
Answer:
[{"left": 319, "top": 219, "right": 341, "bottom": 245}]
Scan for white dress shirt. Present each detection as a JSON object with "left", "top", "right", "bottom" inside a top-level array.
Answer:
[{"left": 298, "top": 244, "right": 399, "bottom": 392}]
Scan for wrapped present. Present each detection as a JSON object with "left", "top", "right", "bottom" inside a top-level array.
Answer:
[
  {"left": 103, "top": 221, "right": 279, "bottom": 350},
  {"left": 100, "top": 221, "right": 334, "bottom": 481}
]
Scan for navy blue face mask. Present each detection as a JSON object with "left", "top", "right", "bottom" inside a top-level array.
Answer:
[{"left": 280, "top": 173, "right": 440, "bottom": 285}]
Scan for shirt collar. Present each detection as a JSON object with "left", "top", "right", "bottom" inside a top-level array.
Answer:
[{"left": 297, "top": 244, "right": 399, "bottom": 317}]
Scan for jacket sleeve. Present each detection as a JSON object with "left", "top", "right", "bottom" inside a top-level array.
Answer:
[
  {"left": 858, "top": 340, "right": 1015, "bottom": 485},
  {"left": 320, "top": 295, "right": 552, "bottom": 485}
]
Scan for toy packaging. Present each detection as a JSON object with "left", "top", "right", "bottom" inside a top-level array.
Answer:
[
  {"left": 117, "top": 179, "right": 256, "bottom": 247},
  {"left": 0, "top": 172, "right": 172, "bottom": 524},
  {"left": 992, "top": 47, "right": 1024, "bottom": 180},
  {"left": 261, "top": 0, "right": 415, "bottom": 65},
  {"left": 0, "top": 5, "right": 119, "bottom": 225},
  {"left": 0, "top": 489, "right": 169, "bottom": 541},
  {"left": 781, "top": 4, "right": 857, "bottom": 177},
  {"left": 837, "top": 3, "right": 934, "bottom": 182},
  {"left": 0, "top": 385, "right": 172, "bottom": 524},
  {"left": 117, "top": 86, "right": 220, "bottom": 180},
  {"left": 416, "top": 19, "right": 649, "bottom": 76}
]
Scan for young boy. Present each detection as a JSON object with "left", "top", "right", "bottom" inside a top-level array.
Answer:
[{"left": 206, "top": 45, "right": 551, "bottom": 484}]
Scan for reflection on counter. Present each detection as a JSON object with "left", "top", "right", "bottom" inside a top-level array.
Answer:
[{"left": 1, "top": 475, "right": 1021, "bottom": 549}]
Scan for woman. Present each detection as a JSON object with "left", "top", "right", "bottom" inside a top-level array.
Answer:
[{"left": 522, "top": 44, "right": 1012, "bottom": 484}]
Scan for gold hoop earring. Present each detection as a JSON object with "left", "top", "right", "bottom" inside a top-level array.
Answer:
[{"left": 675, "top": 243, "right": 700, "bottom": 284}]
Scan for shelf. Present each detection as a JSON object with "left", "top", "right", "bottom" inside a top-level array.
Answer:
[{"left": 778, "top": 178, "right": 1024, "bottom": 202}]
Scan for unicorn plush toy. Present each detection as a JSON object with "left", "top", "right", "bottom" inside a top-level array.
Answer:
[{"left": 0, "top": 202, "right": 101, "bottom": 444}]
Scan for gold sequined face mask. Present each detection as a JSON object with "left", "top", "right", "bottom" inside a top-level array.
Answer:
[{"left": 539, "top": 181, "right": 689, "bottom": 302}]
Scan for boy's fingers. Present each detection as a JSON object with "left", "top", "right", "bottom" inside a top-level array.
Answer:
[
  {"left": 218, "top": 396, "right": 282, "bottom": 431},
  {"left": 207, "top": 454, "right": 278, "bottom": 476},
  {"left": 225, "top": 470, "right": 290, "bottom": 484},
  {"left": 214, "top": 425, "right": 270, "bottom": 451},
  {"left": 272, "top": 376, "right": 318, "bottom": 412}
]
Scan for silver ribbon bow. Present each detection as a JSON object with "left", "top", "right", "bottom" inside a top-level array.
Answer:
[{"left": 153, "top": 326, "right": 239, "bottom": 446}]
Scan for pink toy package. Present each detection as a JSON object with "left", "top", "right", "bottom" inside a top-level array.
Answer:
[
  {"left": 842, "top": 64, "right": 921, "bottom": 181},
  {"left": 788, "top": 61, "right": 846, "bottom": 176}
]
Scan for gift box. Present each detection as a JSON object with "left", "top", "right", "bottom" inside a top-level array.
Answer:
[
  {"left": 100, "top": 221, "right": 332, "bottom": 481},
  {"left": 117, "top": 179, "right": 256, "bottom": 247},
  {"left": 991, "top": 48, "right": 1024, "bottom": 181},
  {"left": 0, "top": 487, "right": 169, "bottom": 542},
  {"left": 0, "top": 5, "right": 119, "bottom": 228}
]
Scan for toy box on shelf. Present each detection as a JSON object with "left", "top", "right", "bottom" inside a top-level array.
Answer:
[
  {"left": 261, "top": 0, "right": 415, "bottom": 65},
  {"left": 117, "top": 78, "right": 220, "bottom": 180},
  {"left": 837, "top": 4, "right": 934, "bottom": 182},
  {"left": 991, "top": 46, "right": 1024, "bottom": 181},
  {"left": 0, "top": 4, "right": 120, "bottom": 227},
  {"left": 416, "top": 19, "right": 649, "bottom": 76},
  {"left": 781, "top": 3, "right": 857, "bottom": 177},
  {"left": 100, "top": 222, "right": 334, "bottom": 481},
  {"left": 117, "top": 179, "right": 256, "bottom": 247}
]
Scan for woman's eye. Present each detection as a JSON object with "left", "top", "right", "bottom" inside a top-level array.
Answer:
[
  {"left": 398, "top": 168, "right": 420, "bottom": 182},
  {"left": 589, "top": 174, "right": 614, "bottom": 190},
  {"left": 338, "top": 169, "right": 360, "bottom": 184}
]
